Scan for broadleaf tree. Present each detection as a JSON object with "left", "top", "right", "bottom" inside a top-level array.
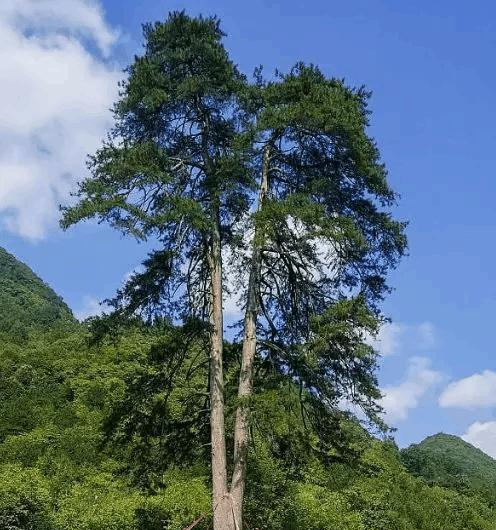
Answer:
[{"left": 61, "top": 12, "right": 407, "bottom": 530}]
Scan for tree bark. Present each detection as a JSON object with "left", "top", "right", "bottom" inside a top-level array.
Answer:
[
  {"left": 230, "top": 145, "right": 270, "bottom": 527},
  {"left": 208, "top": 204, "right": 236, "bottom": 530}
]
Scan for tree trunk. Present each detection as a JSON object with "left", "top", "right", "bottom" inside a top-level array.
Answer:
[
  {"left": 208, "top": 204, "right": 236, "bottom": 530},
  {"left": 230, "top": 145, "right": 270, "bottom": 527}
]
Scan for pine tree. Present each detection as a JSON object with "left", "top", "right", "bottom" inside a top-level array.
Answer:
[
  {"left": 229, "top": 63, "right": 407, "bottom": 524},
  {"left": 62, "top": 15, "right": 406, "bottom": 530},
  {"left": 61, "top": 12, "right": 250, "bottom": 530}
]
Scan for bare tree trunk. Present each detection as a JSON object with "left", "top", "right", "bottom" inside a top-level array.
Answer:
[
  {"left": 208, "top": 204, "right": 236, "bottom": 530},
  {"left": 230, "top": 145, "right": 270, "bottom": 527}
]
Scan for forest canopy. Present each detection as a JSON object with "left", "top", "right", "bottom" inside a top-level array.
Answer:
[{"left": 0, "top": 246, "right": 495, "bottom": 529}]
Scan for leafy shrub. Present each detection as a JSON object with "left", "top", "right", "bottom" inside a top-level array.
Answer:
[
  {"left": 137, "top": 468, "right": 211, "bottom": 530},
  {"left": 55, "top": 473, "right": 142, "bottom": 530},
  {"left": 0, "top": 464, "right": 54, "bottom": 530}
]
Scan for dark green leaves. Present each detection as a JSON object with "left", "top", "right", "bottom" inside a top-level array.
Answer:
[{"left": 60, "top": 9, "right": 407, "bottom": 489}]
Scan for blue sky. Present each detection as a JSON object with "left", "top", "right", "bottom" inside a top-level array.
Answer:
[{"left": 1, "top": 0, "right": 496, "bottom": 453}]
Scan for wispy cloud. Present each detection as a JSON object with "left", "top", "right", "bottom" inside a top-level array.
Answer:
[
  {"left": 417, "top": 321, "right": 436, "bottom": 349},
  {"left": 74, "top": 294, "right": 107, "bottom": 321},
  {"left": 366, "top": 322, "right": 403, "bottom": 356},
  {"left": 367, "top": 321, "right": 436, "bottom": 357},
  {"left": 380, "top": 357, "right": 442, "bottom": 424}
]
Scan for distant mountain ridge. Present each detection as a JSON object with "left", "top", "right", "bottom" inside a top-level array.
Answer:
[
  {"left": 401, "top": 433, "right": 496, "bottom": 505},
  {"left": 0, "top": 246, "right": 74, "bottom": 337}
]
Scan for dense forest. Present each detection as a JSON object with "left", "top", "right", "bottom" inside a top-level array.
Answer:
[
  {"left": 0, "top": 248, "right": 73, "bottom": 339},
  {"left": 0, "top": 246, "right": 495, "bottom": 529}
]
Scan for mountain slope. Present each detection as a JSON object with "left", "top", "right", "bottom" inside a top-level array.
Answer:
[
  {"left": 0, "top": 247, "right": 74, "bottom": 337},
  {"left": 401, "top": 433, "right": 496, "bottom": 504},
  {"left": 0, "top": 249, "right": 494, "bottom": 529}
]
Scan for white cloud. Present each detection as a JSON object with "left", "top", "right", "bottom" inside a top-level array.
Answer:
[
  {"left": 380, "top": 357, "right": 442, "bottom": 424},
  {"left": 0, "top": 0, "right": 120, "bottom": 239},
  {"left": 74, "top": 295, "right": 107, "bottom": 321},
  {"left": 417, "top": 321, "right": 436, "bottom": 349},
  {"left": 462, "top": 421, "right": 496, "bottom": 459},
  {"left": 0, "top": 0, "right": 118, "bottom": 55},
  {"left": 366, "top": 321, "right": 436, "bottom": 357},
  {"left": 367, "top": 322, "right": 403, "bottom": 356},
  {"left": 439, "top": 370, "right": 496, "bottom": 409}
]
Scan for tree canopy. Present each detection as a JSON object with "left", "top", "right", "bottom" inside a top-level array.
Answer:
[
  {"left": 3, "top": 8, "right": 490, "bottom": 530},
  {"left": 59, "top": 11, "right": 408, "bottom": 529}
]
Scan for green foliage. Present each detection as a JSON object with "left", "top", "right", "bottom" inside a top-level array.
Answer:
[
  {"left": 137, "top": 468, "right": 211, "bottom": 530},
  {"left": 401, "top": 433, "right": 496, "bottom": 505},
  {"left": 103, "top": 321, "right": 213, "bottom": 485},
  {"left": 291, "top": 484, "right": 363, "bottom": 530},
  {"left": 344, "top": 440, "right": 495, "bottom": 530},
  {"left": 0, "top": 247, "right": 74, "bottom": 340},
  {"left": 60, "top": 12, "right": 407, "bottom": 433},
  {"left": 55, "top": 473, "right": 142, "bottom": 530},
  {"left": 0, "top": 310, "right": 494, "bottom": 529},
  {"left": 0, "top": 150, "right": 492, "bottom": 530},
  {"left": 0, "top": 465, "right": 54, "bottom": 530},
  {"left": 242, "top": 437, "right": 496, "bottom": 530},
  {"left": 0, "top": 10, "right": 493, "bottom": 530},
  {"left": 60, "top": 11, "right": 252, "bottom": 323}
]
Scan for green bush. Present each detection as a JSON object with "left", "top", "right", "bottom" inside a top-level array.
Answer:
[
  {"left": 55, "top": 473, "right": 142, "bottom": 530},
  {"left": 289, "top": 483, "right": 364, "bottom": 530},
  {"left": 0, "top": 464, "right": 54, "bottom": 530},
  {"left": 137, "top": 468, "right": 211, "bottom": 530}
]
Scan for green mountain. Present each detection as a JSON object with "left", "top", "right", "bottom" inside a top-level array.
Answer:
[
  {"left": 0, "top": 247, "right": 74, "bottom": 337},
  {"left": 0, "top": 249, "right": 495, "bottom": 529},
  {"left": 401, "top": 433, "right": 496, "bottom": 504}
]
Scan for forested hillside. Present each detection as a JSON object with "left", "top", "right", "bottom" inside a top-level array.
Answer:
[
  {"left": 0, "top": 247, "right": 74, "bottom": 338},
  {"left": 0, "top": 249, "right": 495, "bottom": 529},
  {"left": 401, "top": 433, "right": 496, "bottom": 505}
]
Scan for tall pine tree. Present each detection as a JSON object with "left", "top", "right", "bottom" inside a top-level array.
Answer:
[
  {"left": 62, "top": 14, "right": 406, "bottom": 530},
  {"left": 229, "top": 63, "right": 406, "bottom": 525},
  {"left": 61, "top": 12, "right": 251, "bottom": 530}
]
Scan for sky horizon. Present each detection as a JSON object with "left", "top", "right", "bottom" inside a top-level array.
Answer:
[{"left": 1, "top": 0, "right": 496, "bottom": 455}]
